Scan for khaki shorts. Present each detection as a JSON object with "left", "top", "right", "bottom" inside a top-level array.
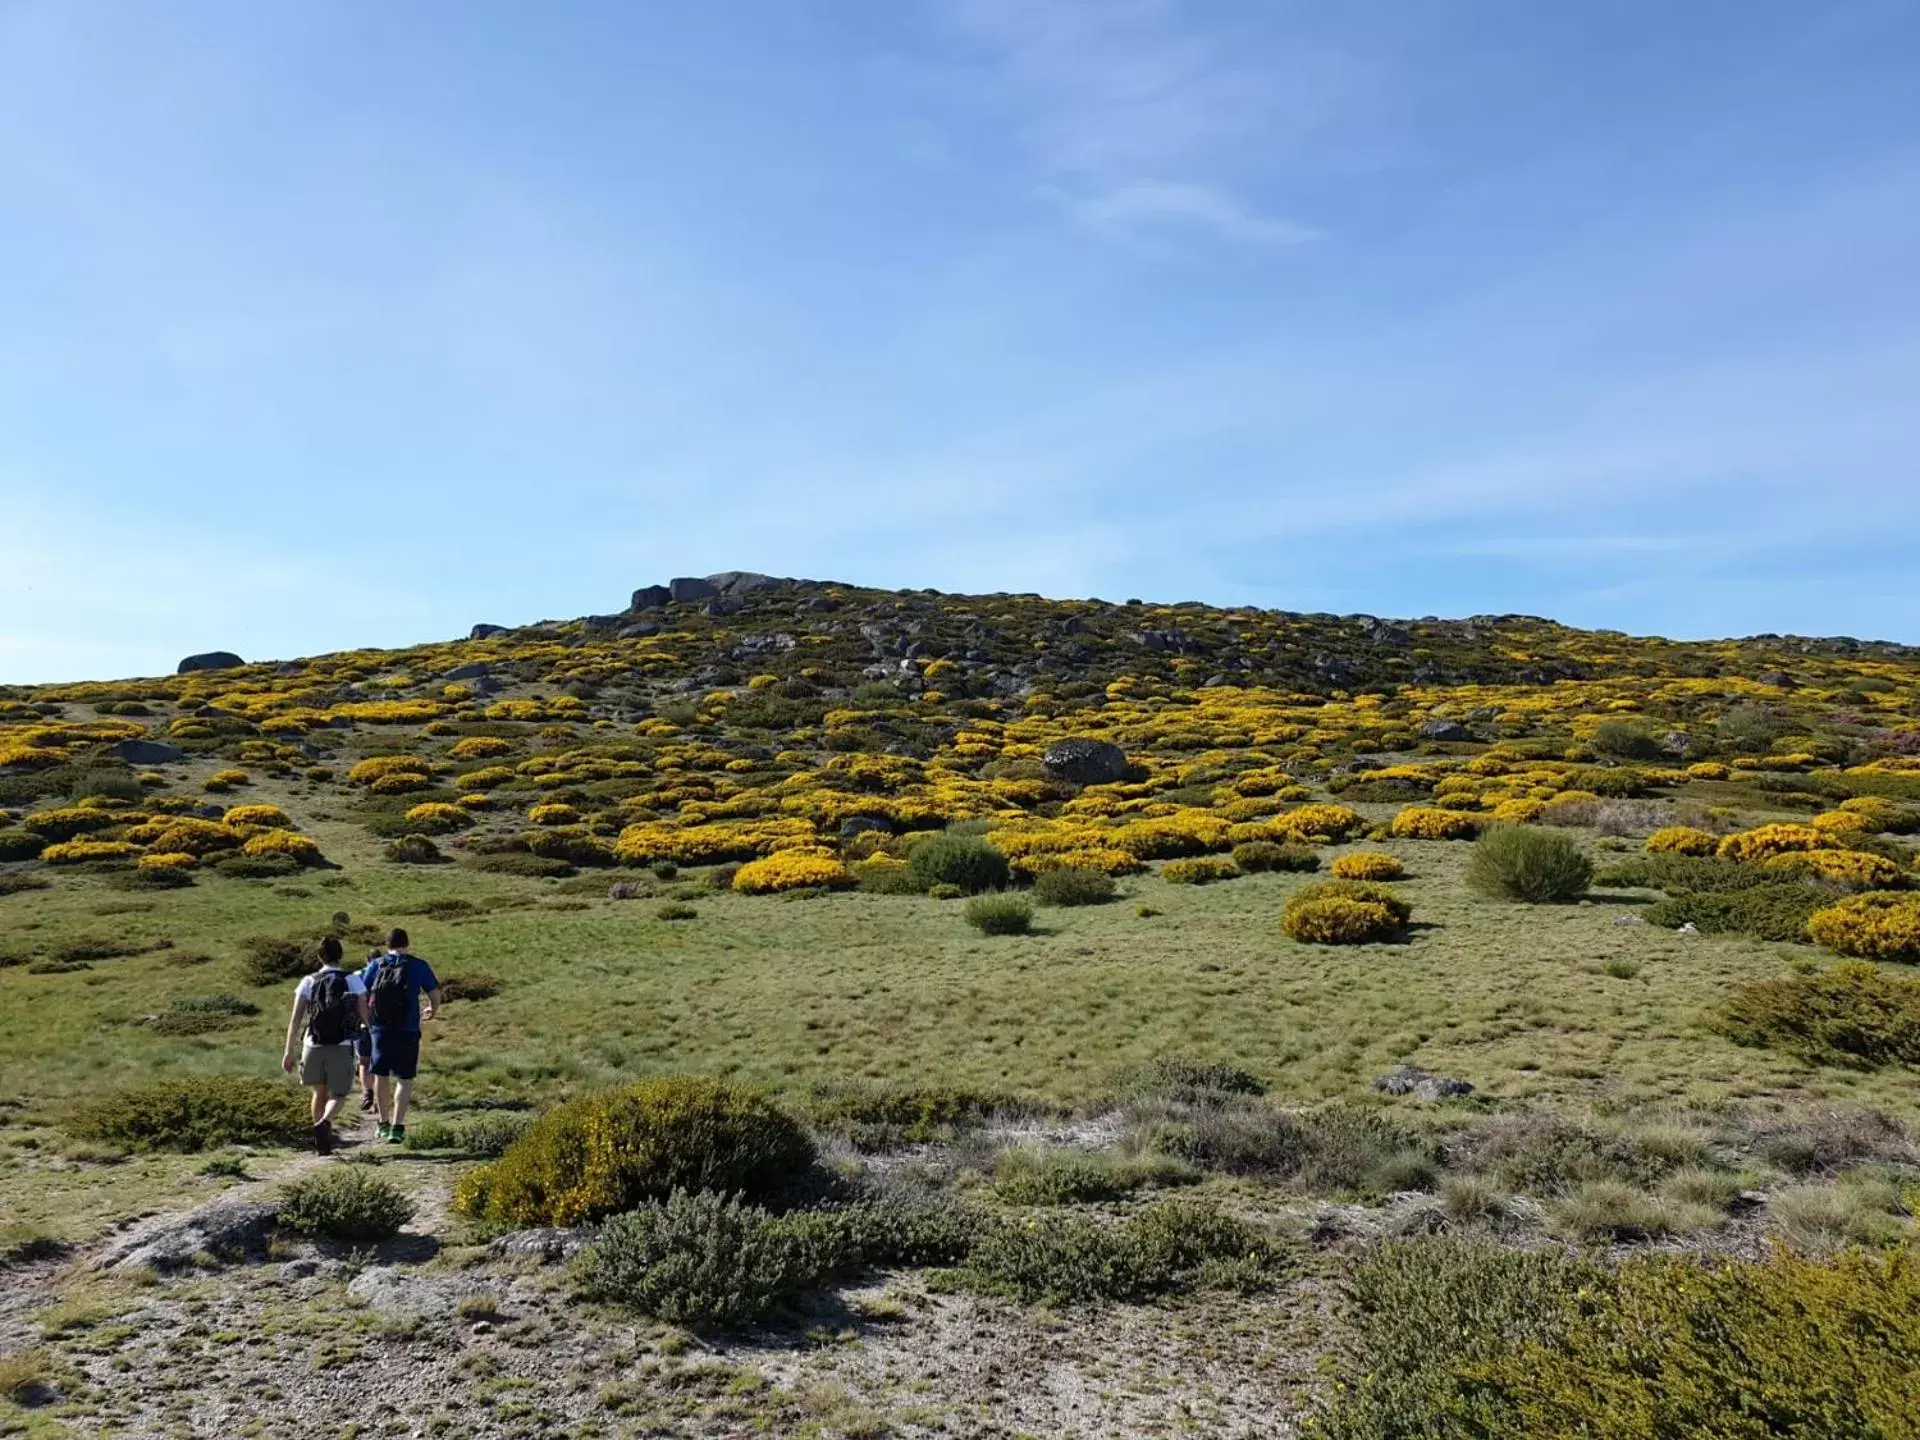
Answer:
[{"left": 300, "top": 1043, "right": 356, "bottom": 1097}]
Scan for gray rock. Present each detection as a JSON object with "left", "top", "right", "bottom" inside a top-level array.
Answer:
[
  {"left": 704, "top": 571, "right": 784, "bottom": 596},
  {"left": 837, "top": 815, "right": 894, "bottom": 839},
  {"left": 487, "top": 1228, "right": 592, "bottom": 1263},
  {"left": 629, "top": 585, "right": 672, "bottom": 611},
  {"left": 347, "top": 1266, "right": 498, "bottom": 1320},
  {"left": 112, "top": 739, "right": 187, "bottom": 766},
  {"left": 469, "top": 624, "right": 507, "bottom": 640},
  {"left": 471, "top": 676, "right": 502, "bottom": 697},
  {"left": 177, "top": 651, "right": 244, "bottom": 675},
  {"left": 95, "top": 1198, "right": 279, "bottom": 1273},
  {"left": 1757, "top": 671, "right": 1796, "bottom": 689},
  {"left": 1371, "top": 1065, "right": 1475, "bottom": 1101},
  {"left": 580, "top": 614, "right": 624, "bottom": 632},
  {"left": 1612, "top": 912, "right": 1645, "bottom": 926},
  {"left": 1420, "top": 719, "right": 1472, "bottom": 742},
  {"left": 667, "top": 577, "right": 719, "bottom": 603},
  {"left": 619, "top": 621, "right": 660, "bottom": 639},
  {"left": 1042, "top": 739, "right": 1131, "bottom": 786},
  {"left": 444, "top": 662, "right": 490, "bottom": 682}
]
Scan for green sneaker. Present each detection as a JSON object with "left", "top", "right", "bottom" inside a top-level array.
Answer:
[
  {"left": 387, "top": 1125, "right": 407, "bottom": 1145},
  {"left": 376, "top": 1123, "right": 392, "bottom": 1141}
]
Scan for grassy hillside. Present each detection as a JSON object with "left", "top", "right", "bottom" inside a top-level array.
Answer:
[{"left": 3, "top": 576, "right": 1919, "bottom": 1438}]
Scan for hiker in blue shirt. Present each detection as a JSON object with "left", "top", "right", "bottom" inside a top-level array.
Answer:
[{"left": 360, "top": 927, "right": 442, "bottom": 1144}]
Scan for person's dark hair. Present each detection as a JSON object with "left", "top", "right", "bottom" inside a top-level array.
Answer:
[
  {"left": 318, "top": 935, "right": 343, "bottom": 965},
  {"left": 386, "top": 927, "right": 409, "bottom": 951}
]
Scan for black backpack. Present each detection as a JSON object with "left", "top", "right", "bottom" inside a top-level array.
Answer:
[
  {"left": 307, "top": 969, "right": 357, "bottom": 1046},
  {"left": 369, "top": 954, "right": 415, "bottom": 1028}
]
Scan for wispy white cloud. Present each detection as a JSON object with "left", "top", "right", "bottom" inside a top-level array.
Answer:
[
  {"left": 1075, "top": 180, "right": 1318, "bottom": 246},
  {"left": 929, "top": 0, "right": 1329, "bottom": 246}
]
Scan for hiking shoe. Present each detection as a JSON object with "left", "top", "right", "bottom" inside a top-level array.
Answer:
[
  {"left": 387, "top": 1126, "right": 407, "bottom": 1145},
  {"left": 313, "top": 1121, "right": 334, "bottom": 1157},
  {"left": 376, "top": 1123, "right": 391, "bottom": 1142},
  {"left": 360, "top": 1091, "right": 376, "bottom": 1113}
]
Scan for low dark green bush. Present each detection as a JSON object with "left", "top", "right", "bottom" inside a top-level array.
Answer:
[
  {"left": 1119, "top": 1054, "right": 1266, "bottom": 1102},
  {"left": 1312, "top": 1240, "right": 1920, "bottom": 1440},
  {"left": 964, "top": 892, "right": 1034, "bottom": 935},
  {"left": 238, "top": 933, "right": 320, "bottom": 987},
  {"left": 146, "top": 994, "right": 259, "bottom": 1036},
  {"left": 1715, "top": 961, "right": 1920, "bottom": 1069},
  {"left": 206, "top": 852, "right": 302, "bottom": 879},
  {"left": 1031, "top": 867, "right": 1117, "bottom": 906},
  {"left": 957, "top": 1200, "right": 1286, "bottom": 1305},
  {"left": 1644, "top": 883, "right": 1828, "bottom": 942},
  {"left": 67, "top": 1076, "right": 309, "bottom": 1152},
  {"left": 796, "top": 1083, "right": 1014, "bottom": 1149},
  {"left": 1230, "top": 841, "right": 1320, "bottom": 873},
  {"left": 277, "top": 1167, "right": 415, "bottom": 1242},
  {"left": 0, "top": 873, "right": 51, "bottom": 897},
  {"left": 106, "top": 866, "right": 195, "bottom": 891},
  {"left": 1595, "top": 853, "right": 1778, "bottom": 894},
  {"left": 383, "top": 834, "right": 444, "bottom": 865},
  {"left": 906, "top": 833, "right": 1011, "bottom": 895},
  {"left": 656, "top": 902, "right": 698, "bottom": 921},
  {"left": 403, "top": 1110, "right": 531, "bottom": 1156},
  {"left": 0, "top": 830, "right": 47, "bottom": 862},
  {"left": 464, "top": 851, "right": 574, "bottom": 878},
  {"left": 1147, "top": 1101, "right": 1426, "bottom": 1196},
  {"left": 990, "top": 1147, "right": 1198, "bottom": 1204},
  {"left": 439, "top": 972, "right": 502, "bottom": 1001},
  {"left": 576, "top": 1190, "right": 801, "bottom": 1326},
  {"left": 1465, "top": 826, "right": 1593, "bottom": 902},
  {"left": 521, "top": 827, "right": 616, "bottom": 867}
]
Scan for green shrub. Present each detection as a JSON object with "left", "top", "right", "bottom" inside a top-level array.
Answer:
[
  {"left": 1231, "top": 841, "right": 1319, "bottom": 873},
  {"left": 927, "top": 881, "right": 963, "bottom": 900},
  {"left": 1715, "top": 961, "right": 1920, "bottom": 1069},
  {"left": 207, "top": 851, "right": 302, "bottom": 879},
  {"left": 990, "top": 1147, "right": 1197, "bottom": 1204},
  {"left": 464, "top": 851, "right": 575, "bottom": 879},
  {"left": 238, "top": 933, "right": 322, "bottom": 987},
  {"left": 521, "top": 827, "right": 616, "bottom": 867},
  {"left": 1465, "top": 825, "right": 1593, "bottom": 902},
  {"left": 277, "top": 1167, "right": 415, "bottom": 1242},
  {"left": 1031, "top": 867, "right": 1117, "bottom": 906},
  {"left": 1119, "top": 1054, "right": 1266, "bottom": 1102},
  {"left": 1146, "top": 1101, "right": 1424, "bottom": 1197},
  {"left": 655, "top": 902, "right": 698, "bottom": 921},
  {"left": 1644, "top": 883, "right": 1828, "bottom": 941},
  {"left": 852, "top": 856, "right": 923, "bottom": 894},
  {"left": 1596, "top": 852, "right": 1785, "bottom": 894},
  {"left": 454, "top": 1077, "right": 815, "bottom": 1227},
  {"left": 384, "top": 834, "right": 443, "bottom": 864},
  {"left": 957, "top": 1200, "right": 1286, "bottom": 1306},
  {"left": 147, "top": 994, "right": 259, "bottom": 1036},
  {"left": 0, "top": 829, "right": 47, "bottom": 862},
  {"left": 403, "top": 1110, "right": 530, "bottom": 1156},
  {"left": 576, "top": 1190, "right": 806, "bottom": 1327},
  {"left": 1281, "top": 879, "right": 1411, "bottom": 944},
  {"left": 67, "top": 1077, "right": 308, "bottom": 1152},
  {"left": 578, "top": 1187, "right": 988, "bottom": 1328},
  {"left": 0, "top": 873, "right": 51, "bottom": 897},
  {"left": 439, "top": 972, "right": 502, "bottom": 1002},
  {"left": 107, "top": 865, "right": 195, "bottom": 891},
  {"left": 1315, "top": 1245, "right": 1920, "bottom": 1440},
  {"left": 1161, "top": 856, "right": 1240, "bottom": 885},
  {"left": 964, "top": 892, "right": 1033, "bottom": 935},
  {"left": 797, "top": 1083, "right": 1013, "bottom": 1149},
  {"left": 906, "top": 833, "right": 1010, "bottom": 895}
]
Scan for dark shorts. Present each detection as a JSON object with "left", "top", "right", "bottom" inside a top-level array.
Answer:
[
  {"left": 354, "top": 1029, "right": 372, "bottom": 1062},
  {"left": 368, "top": 1028, "right": 421, "bottom": 1080}
]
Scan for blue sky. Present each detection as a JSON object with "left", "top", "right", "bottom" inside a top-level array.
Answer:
[{"left": 4, "top": 0, "right": 1918, "bottom": 682}]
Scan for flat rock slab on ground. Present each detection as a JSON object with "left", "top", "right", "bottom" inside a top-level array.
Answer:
[
  {"left": 93, "top": 1198, "right": 280, "bottom": 1273},
  {"left": 348, "top": 1265, "right": 503, "bottom": 1320}
]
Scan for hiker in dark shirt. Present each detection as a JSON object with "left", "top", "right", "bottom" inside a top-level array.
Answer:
[
  {"left": 360, "top": 928, "right": 442, "bottom": 1145},
  {"left": 281, "top": 937, "right": 369, "bottom": 1155}
]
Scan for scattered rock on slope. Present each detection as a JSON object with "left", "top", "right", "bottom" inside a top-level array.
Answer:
[
  {"left": 177, "top": 651, "right": 244, "bottom": 674},
  {"left": 1042, "top": 738, "right": 1131, "bottom": 786}
]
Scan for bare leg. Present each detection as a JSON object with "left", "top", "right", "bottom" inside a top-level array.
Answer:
[
  {"left": 375, "top": 1074, "right": 395, "bottom": 1125},
  {"left": 308, "top": 1085, "right": 328, "bottom": 1124},
  {"left": 392, "top": 1077, "right": 414, "bottom": 1126}
]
